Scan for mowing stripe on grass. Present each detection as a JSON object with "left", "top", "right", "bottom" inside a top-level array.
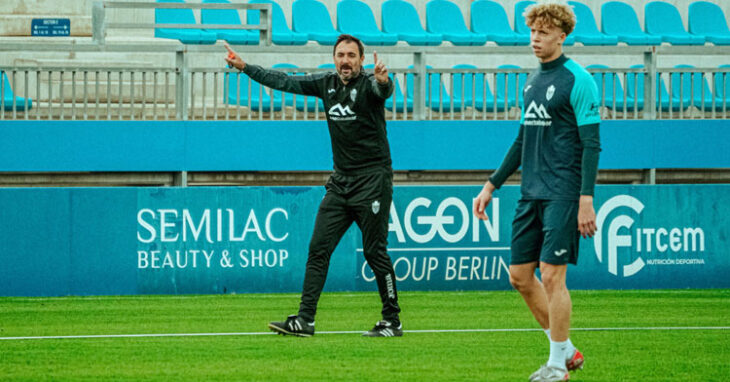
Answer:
[{"left": 2, "top": 326, "right": 728, "bottom": 341}]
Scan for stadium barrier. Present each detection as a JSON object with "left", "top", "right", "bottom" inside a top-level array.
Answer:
[
  {"left": 1, "top": 120, "right": 728, "bottom": 174},
  {"left": 0, "top": 184, "right": 728, "bottom": 297}
]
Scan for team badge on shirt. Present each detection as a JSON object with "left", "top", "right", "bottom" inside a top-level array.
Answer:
[
  {"left": 371, "top": 200, "right": 380, "bottom": 214},
  {"left": 350, "top": 89, "right": 358, "bottom": 102},
  {"left": 546, "top": 85, "right": 556, "bottom": 101}
]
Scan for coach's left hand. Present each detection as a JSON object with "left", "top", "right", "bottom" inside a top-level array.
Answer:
[{"left": 373, "top": 51, "right": 388, "bottom": 84}]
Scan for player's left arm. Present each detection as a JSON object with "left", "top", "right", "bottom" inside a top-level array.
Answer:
[
  {"left": 571, "top": 69, "right": 602, "bottom": 238},
  {"left": 369, "top": 51, "right": 394, "bottom": 100}
]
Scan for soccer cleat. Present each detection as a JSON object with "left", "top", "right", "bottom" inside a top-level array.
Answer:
[
  {"left": 268, "top": 315, "right": 315, "bottom": 337},
  {"left": 566, "top": 349, "right": 584, "bottom": 371},
  {"left": 362, "top": 320, "right": 403, "bottom": 337},
  {"left": 529, "top": 364, "right": 570, "bottom": 382}
]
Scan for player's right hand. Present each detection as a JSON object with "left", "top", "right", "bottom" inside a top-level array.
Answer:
[
  {"left": 473, "top": 181, "right": 496, "bottom": 221},
  {"left": 224, "top": 42, "right": 245, "bottom": 71}
]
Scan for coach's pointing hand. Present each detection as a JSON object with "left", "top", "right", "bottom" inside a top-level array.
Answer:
[
  {"left": 373, "top": 51, "right": 388, "bottom": 84},
  {"left": 224, "top": 43, "right": 245, "bottom": 71}
]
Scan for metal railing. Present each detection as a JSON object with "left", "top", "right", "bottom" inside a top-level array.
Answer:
[
  {"left": 1, "top": 67, "right": 178, "bottom": 120},
  {"left": 4, "top": 65, "right": 729, "bottom": 121},
  {"left": 91, "top": 1, "right": 272, "bottom": 46},
  {"left": 591, "top": 66, "right": 730, "bottom": 120}
]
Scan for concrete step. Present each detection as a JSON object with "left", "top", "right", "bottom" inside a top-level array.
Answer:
[{"left": 0, "top": 0, "right": 91, "bottom": 16}]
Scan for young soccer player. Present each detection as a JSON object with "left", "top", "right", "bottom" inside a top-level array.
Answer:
[
  {"left": 472, "top": 1, "right": 601, "bottom": 381},
  {"left": 225, "top": 34, "right": 402, "bottom": 338}
]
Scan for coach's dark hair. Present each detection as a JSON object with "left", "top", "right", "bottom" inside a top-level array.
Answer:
[{"left": 333, "top": 34, "right": 364, "bottom": 57}]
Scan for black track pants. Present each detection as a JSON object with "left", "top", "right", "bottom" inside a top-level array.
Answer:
[{"left": 297, "top": 168, "right": 401, "bottom": 323}]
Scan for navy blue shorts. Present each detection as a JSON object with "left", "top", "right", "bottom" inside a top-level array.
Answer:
[{"left": 510, "top": 199, "right": 580, "bottom": 266}]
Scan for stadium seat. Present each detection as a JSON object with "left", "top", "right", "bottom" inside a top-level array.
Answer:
[
  {"left": 201, "top": 0, "right": 258, "bottom": 45},
  {"left": 425, "top": 0, "right": 487, "bottom": 46},
  {"left": 382, "top": 0, "right": 443, "bottom": 46},
  {"left": 626, "top": 64, "right": 683, "bottom": 111},
  {"left": 670, "top": 64, "right": 720, "bottom": 110},
  {"left": 688, "top": 1, "right": 730, "bottom": 45},
  {"left": 715, "top": 65, "right": 730, "bottom": 108},
  {"left": 336, "top": 0, "right": 398, "bottom": 46},
  {"left": 271, "top": 63, "right": 322, "bottom": 111},
  {"left": 1, "top": 71, "right": 33, "bottom": 111},
  {"left": 601, "top": 2, "right": 662, "bottom": 45},
  {"left": 568, "top": 1, "right": 618, "bottom": 45},
  {"left": 452, "top": 64, "right": 505, "bottom": 111},
  {"left": 586, "top": 64, "right": 633, "bottom": 110},
  {"left": 405, "top": 65, "right": 463, "bottom": 112},
  {"left": 226, "top": 71, "right": 279, "bottom": 111},
  {"left": 514, "top": 1, "right": 574, "bottom": 45},
  {"left": 496, "top": 64, "right": 528, "bottom": 109},
  {"left": 292, "top": 0, "right": 339, "bottom": 45},
  {"left": 247, "top": 0, "right": 308, "bottom": 45},
  {"left": 426, "top": 65, "right": 463, "bottom": 112},
  {"left": 318, "top": 63, "right": 335, "bottom": 70},
  {"left": 645, "top": 2, "right": 705, "bottom": 45},
  {"left": 155, "top": 0, "right": 218, "bottom": 44},
  {"left": 364, "top": 64, "right": 412, "bottom": 112},
  {"left": 470, "top": 0, "right": 529, "bottom": 46}
]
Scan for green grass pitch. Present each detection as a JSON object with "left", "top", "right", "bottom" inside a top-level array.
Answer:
[{"left": 1, "top": 289, "right": 728, "bottom": 381}]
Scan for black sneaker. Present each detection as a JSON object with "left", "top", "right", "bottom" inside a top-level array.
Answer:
[
  {"left": 362, "top": 320, "right": 403, "bottom": 337},
  {"left": 268, "top": 315, "right": 315, "bottom": 337}
]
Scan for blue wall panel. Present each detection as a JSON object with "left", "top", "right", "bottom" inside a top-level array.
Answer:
[
  {"left": 1, "top": 120, "right": 728, "bottom": 172},
  {"left": 1, "top": 185, "right": 727, "bottom": 296}
]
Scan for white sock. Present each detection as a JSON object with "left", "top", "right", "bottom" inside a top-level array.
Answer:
[
  {"left": 547, "top": 339, "right": 569, "bottom": 370},
  {"left": 565, "top": 338, "right": 576, "bottom": 359},
  {"left": 543, "top": 328, "right": 551, "bottom": 340}
]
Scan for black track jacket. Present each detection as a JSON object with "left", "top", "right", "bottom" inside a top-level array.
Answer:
[{"left": 242, "top": 64, "right": 395, "bottom": 174}]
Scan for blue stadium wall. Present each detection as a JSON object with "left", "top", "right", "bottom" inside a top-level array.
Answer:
[{"left": 1, "top": 120, "right": 729, "bottom": 296}]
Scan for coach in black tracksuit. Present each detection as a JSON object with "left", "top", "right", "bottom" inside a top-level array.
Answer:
[{"left": 224, "top": 35, "right": 402, "bottom": 337}]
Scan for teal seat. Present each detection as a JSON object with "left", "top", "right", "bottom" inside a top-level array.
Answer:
[
  {"left": 670, "top": 64, "right": 720, "bottom": 110},
  {"left": 688, "top": 1, "right": 730, "bottom": 45},
  {"left": 714, "top": 65, "right": 730, "bottom": 108},
  {"left": 496, "top": 64, "right": 528, "bottom": 109},
  {"left": 645, "top": 2, "right": 705, "bottom": 45},
  {"left": 382, "top": 0, "right": 442, "bottom": 46},
  {"left": 405, "top": 65, "right": 464, "bottom": 112},
  {"left": 601, "top": 1, "right": 662, "bottom": 45},
  {"left": 568, "top": 1, "right": 618, "bottom": 45},
  {"left": 451, "top": 64, "right": 505, "bottom": 111},
  {"left": 626, "top": 64, "right": 684, "bottom": 111},
  {"left": 201, "top": 0, "right": 258, "bottom": 45},
  {"left": 586, "top": 64, "right": 634, "bottom": 110},
  {"left": 247, "top": 0, "right": 308, "bottom": 45},
  {"left": 337, "top": 0, "right": 398, "bottom": 46},
  {"left": 470, "top": 0, "right": 529, "bottom": 46},
  {"left": 292, "top": 0, "right": 339, "bottom": 45},
  {"left": 226, "top": 71, "right": 279, "bottom": 111},
  {"left": 426, "top": 0, "right": 487, "bottom": 46},
  {"left": 2, "top": 71, "right": 33, "bottom": 111},
  {"left": 155, "top": 0, "right": 218, "bottom": 44}
]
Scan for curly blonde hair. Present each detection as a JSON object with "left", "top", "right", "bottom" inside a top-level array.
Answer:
[{"left": 524, "top": 0, "right": 576, "bottom": 35}]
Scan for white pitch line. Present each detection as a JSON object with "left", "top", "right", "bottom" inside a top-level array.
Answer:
[{"left": 1, "top": 326, "right": 728, "bottom": 341}]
